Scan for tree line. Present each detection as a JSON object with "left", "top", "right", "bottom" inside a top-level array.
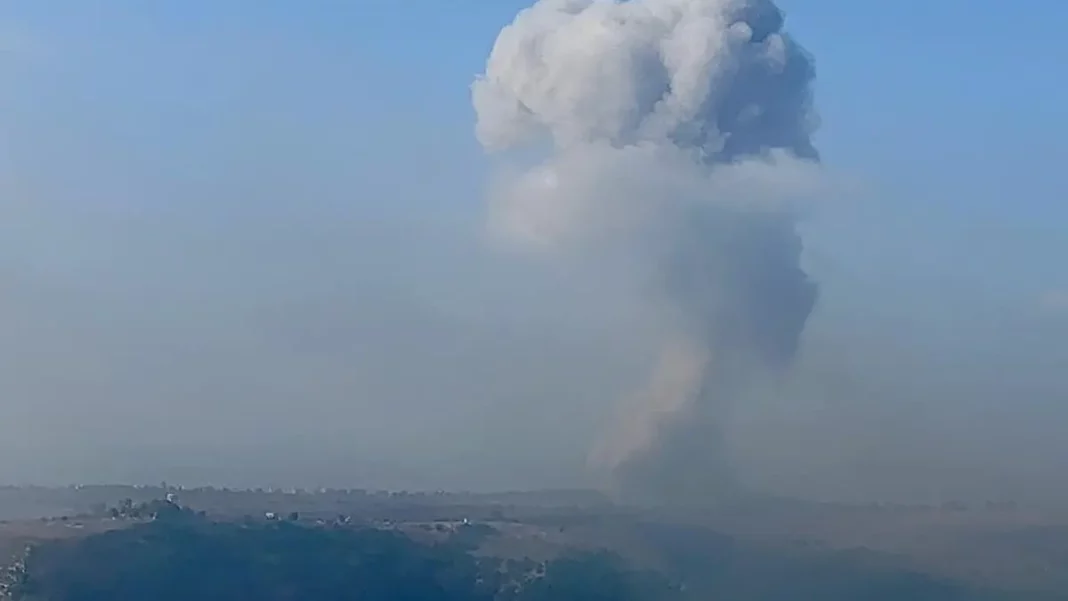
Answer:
[{"left": 5, "top": 513, "right": 678, "bottom": 601}]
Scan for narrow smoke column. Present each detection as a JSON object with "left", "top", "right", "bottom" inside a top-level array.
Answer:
[{"left": 473, "top": 0, "right": 823, "bottom": 505}]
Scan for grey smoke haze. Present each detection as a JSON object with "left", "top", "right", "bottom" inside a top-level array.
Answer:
[
  {"left": 1, "top": 1, "right": 1067, "bottom": 506},
  {"left": 473, "top": 0, "right": 825, "bottom": 503}
]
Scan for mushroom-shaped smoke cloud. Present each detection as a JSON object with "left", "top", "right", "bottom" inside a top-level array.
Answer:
[{"left": 473, "top": 0, "right": 827, "bottom": 505}]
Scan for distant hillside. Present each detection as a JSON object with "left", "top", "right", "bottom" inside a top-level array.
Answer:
[
  {"left": 3, "top": 514, "right": 679, "bottom": 601},
  {"left": 2, "top": 512, "right": 1051, "bottom": 601}
]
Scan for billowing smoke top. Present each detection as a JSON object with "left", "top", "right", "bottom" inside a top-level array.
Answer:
[
  {"left": 474, "top": 0, "right": 818, "bottom": 162},
  {"left": 473, "top": 0, "right": 823, "bottom": 504}
]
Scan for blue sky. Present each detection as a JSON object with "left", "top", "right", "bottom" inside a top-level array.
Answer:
[
  {"left": 7, "top": 0, "right": 1064, "bottom": 290},
  {"left": 0, "top": 1, "right": 1066, "bottom": 498}
]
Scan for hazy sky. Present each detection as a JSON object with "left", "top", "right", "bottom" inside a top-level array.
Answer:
[{"left": 1, "top": 1, "right": 1066, "bottom": 502}]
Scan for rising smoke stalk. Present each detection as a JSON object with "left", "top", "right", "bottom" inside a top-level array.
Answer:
[{"left": 473, "top": 0, "right": 823, "bottom": 505}]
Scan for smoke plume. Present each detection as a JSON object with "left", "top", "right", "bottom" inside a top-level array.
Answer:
[{"left": 473, "top": 0, "right": 825, "bottom": 504}]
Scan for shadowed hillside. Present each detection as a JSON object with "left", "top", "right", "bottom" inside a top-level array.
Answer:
[{"left": 2, "top": 511, "right": 1052, "bottom": 601}]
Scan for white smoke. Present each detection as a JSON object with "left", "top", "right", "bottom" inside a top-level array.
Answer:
[{"left": 473, "top": 0, "right": 828, "bottom": 504}]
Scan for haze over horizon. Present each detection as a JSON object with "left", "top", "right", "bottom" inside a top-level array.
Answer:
[{"left": 1, "top": 0, "right": 1067, "bottom": 505}]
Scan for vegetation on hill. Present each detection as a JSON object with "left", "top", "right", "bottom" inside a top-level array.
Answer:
[
  {"left": 2, "top": 513, "right": 677, "bottom": 601},
  {"left": 1, "top": 508, "right": 1056, "bottom": 601}
]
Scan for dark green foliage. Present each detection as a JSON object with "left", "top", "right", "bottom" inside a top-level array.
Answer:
[
  {"left": 511, "top": 551, "right": 682, "bottom": 601},
  {"left": 13, "top": 520, "right": 495, "bottom": 601},
  {"left": 449, "top": 522, "right": 498, "bottom": 551},
  {"left": 7, "top": 514, "right": 1044, "bottom": 601}
]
